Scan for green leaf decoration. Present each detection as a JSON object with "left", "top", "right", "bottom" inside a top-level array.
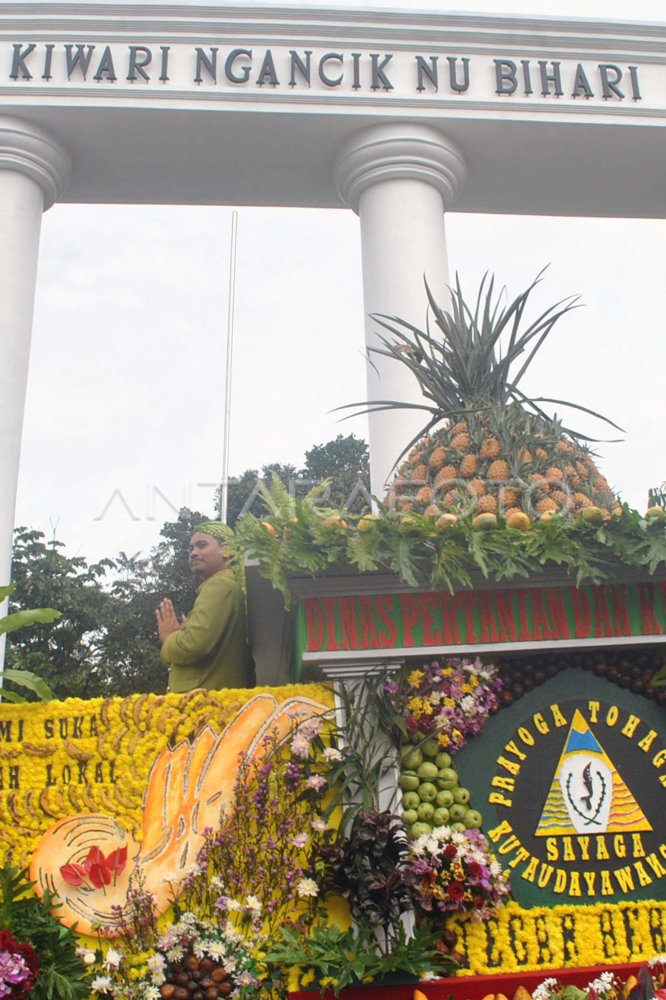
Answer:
[
  {"left": 2, "top": 668, "right": 54, "bottom": 701},
  {"left": 0, "top": 607, "right": 61, "bottom": 636}
]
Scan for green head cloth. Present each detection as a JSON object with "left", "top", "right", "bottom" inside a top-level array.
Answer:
[{"left": 193, "top": 521, "right": 235, "bottom": 546}]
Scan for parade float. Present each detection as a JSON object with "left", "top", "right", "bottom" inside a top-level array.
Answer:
[{"left": 2, "top": 275, "right": 666, "bottom": 1000}]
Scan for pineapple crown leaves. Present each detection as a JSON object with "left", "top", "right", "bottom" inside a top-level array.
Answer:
[{"left": 337, "top": 270, "right": 624, "bottom": 467}]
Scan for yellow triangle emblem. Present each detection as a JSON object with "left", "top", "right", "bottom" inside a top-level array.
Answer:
[{"left": 535, "top": 709, "right": 651, "bottom": 836}]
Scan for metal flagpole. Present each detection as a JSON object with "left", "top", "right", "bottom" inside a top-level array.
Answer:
[{"left": 220, "top": 210, "right": 238, "bottom": 525}]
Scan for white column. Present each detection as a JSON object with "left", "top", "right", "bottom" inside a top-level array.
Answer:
[
  {"left": 0, "top": 118, "right": 71, "bottom": 622},
  {"left": 334, "top": 124, "right": 466, "bottom": 501}
]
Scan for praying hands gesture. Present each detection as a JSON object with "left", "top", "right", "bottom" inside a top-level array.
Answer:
[{"left": 155, "top": 598, "right": 187, "bottom": 643}]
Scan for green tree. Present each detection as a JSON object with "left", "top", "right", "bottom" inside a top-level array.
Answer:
[
  {"left": 219, "top": 435, "right": 369, "bottom": 525},
  {"left": 302, "top": 434, "right": 370, "bottom": 510},
  {"left": 7, "top": 528, "right": 114, "bottom": 699}
]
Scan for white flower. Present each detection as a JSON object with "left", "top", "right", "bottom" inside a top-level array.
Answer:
[
  {"left": 301, "top": 718, "right": 323, "bottom": 738},
  {"left": 103, "top": 948, "right": 122, "bottom": 970},
  {"left": 292, "top": 833, "right": 310, "bottom": 848},
  {"left": 142, "top": 987, "right": 161, "bottom": 1000},
  {"left": 297, "top": 877, "right": 319, "bottom": 898},
  {"left": 311, "top": 818, "right": 328, "bottom": 832},
  {"left": 76, "top": 947, "right": 96, "bottom": 966},
  {"left": 225, "top": 897, "right": 242, "bottom": 912},
  {"left": 290, "top": 734, "right": 311, "bottom": 758},
  {"left": 206, "top": 941, "right": 229, "bottom": 960},
  {"left": 91, "top": 976, "right": 113, "bottom": 993},
  {"left": 245, "top": 894, "right": 262, "bottom": 913},
  {"left": 322, "top": 747, "right": 342, "bottom": 763},
  {"left": 532, "top": 977, "right": 559, "bottom": 1000},
  {"left": 210, "top": 875, "right": 225, "bottom": 889}
]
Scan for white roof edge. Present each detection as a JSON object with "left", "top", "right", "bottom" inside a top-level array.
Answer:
[{"left": 3, "top": 2, "right": 666, "bottom": 34}]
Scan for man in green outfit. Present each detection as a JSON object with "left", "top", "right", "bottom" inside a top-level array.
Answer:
[{"left": 155, "top": 521, "right": 253, "bottom": 692}]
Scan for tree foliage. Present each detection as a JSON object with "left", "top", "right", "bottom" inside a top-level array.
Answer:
[{"left": 219, "top": 434, "right": 370, "bottom": 526}]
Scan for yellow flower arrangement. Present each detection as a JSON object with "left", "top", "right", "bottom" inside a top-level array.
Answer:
[
  {"left": 457, "top": 899, "right": 666, "bottom": 975},
  {"left": 0, "top": 683, "right": 333, "bottom": 867}
]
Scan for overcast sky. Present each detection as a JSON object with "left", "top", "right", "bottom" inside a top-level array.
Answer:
[{"left": 14, "top": 0, "right": 666, "bottom": 565}]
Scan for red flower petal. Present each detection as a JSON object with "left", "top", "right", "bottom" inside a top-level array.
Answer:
[
  {"left": 59, "top": 863, "right": 88, "bottom": 887},
  {"left": 83, "top": 845, "right": 107, "bottom": 872},
  {"left": 105, "top": 845, "right": 128, "bottom": 876},
  {"left": 88, "top": 861, "right": 112, "bottom": 889}
]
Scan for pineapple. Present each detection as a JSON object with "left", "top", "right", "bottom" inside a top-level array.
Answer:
[{"left": 361, "top": 273, "right": 621, "bottom": 521}]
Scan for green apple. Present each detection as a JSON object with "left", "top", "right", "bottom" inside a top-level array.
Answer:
[
  {"left": 418, "top": 781, "right": 438, "bottom": 803},
  {"left": 402, "top": 791, "right": 420, "bottom": 810},
  {"left": 437, "top": 767, "right": 459, "bottom": 790},
  {"left": 417, "top": 761, "right": 439, "bottom": 780},
  {"left": 402, "top": 809, "right": 419, "bottom": 826},
  {"left": 421, "top": 737, "right": 440, "bottom": 758},
  {"left": 400, "top": 746, "right": 423, "bottom": 770},
  {"left": 449, "top": 803, "right": 466, "bottom": 822},
  {"left": 453, "top": 786, "right": 471, "bottom": 805},
  {"left": 450, "top": 822, "right": 466, "bottom": 833},
  {"left": 435, "top": 751, "right": 452, "bottom": 769},
  {"left": 410, "top": 822, "right": 433, "bottom": 839},
  {"left": 399, "top": 771, "right": 420, "bottom": 791},
  {"left": 433, "top": 807, "right": 450, "bottom": 826},
  {"left": 464, "top": 809, "right": 483, "bottom": 829},
  {"left": 417, "top": 801, "right": 435, "bottom": 821},
  {"left": 436, "top": 789, "right": 454, "bottom": 808}
]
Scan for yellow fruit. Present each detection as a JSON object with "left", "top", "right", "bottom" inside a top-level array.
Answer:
[
  {"left": 428, "top": 446, "right": 448, "bottom": 470},
  {"left": 460, "top": 453, "right": 480, "bottom": 478},
  {"left": 506, "top": 510, "right": 531, "bottom": 531},
  {"left": 436, "top": 513, "right": 458, "bottom": 529},
  {"left": 487, "top": 459, "right": 510, "bottom": 481},
  {"left": 473, "top": 512, "right": 497, "bottom": 530},
  {"left": 539, "top": 509, "right": 558, "bottom": 522},
  {"left": 578, "top": 505, "right": 604, "bottom": 524},
  {"left": 261, "top": 521, "right": 277, "bottom": 537},
  {"left": 624, "top": 977, "right": 638, "bottom": 997},
  {"left": 499, "top": 486, "right": 521, "bottom": 509},
  {"left": 475, "top": 494, "right": 498, "bottom": 514},
  {"left": 645, "top": 507, "right": 666, "bottom": 521},
  {"left": 434, "top": 465, "right": 458, "bottom": 487},
  {"left": 357, "top": 514, "right": 379, "bottom": 531},
  {"left": 450, "top": 432, "right": 471, "bottom": 450},
  {"left": 612, "top": 506, "right": 624, "bottom": 517},
  {"left": 468, "top": 477, "right": 487, "bottom": 497},
  {"left": 322, "top": 514, "right": 347, "bottom": 529},
  {"left": 480, "top": 437, "right": 502, "bottom": 459},
  {"left": 513, "top": 988, "right": 532, "bottom": 1000},
  {"left": 413, "top": 991, "right": 430, "bottom": 1000}
]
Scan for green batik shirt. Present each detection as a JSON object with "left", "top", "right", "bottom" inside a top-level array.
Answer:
[{"left": 160, "top": 569, "right": 252, "bottom": 692}]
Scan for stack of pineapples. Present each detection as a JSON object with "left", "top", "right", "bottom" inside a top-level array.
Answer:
[{"left": 364, "top": 273, "right": 620, "bottom": 526}]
